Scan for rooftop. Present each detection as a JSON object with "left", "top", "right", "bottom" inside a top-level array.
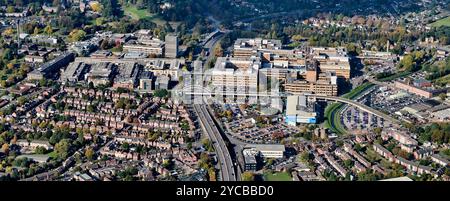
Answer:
[
  {"left": 379, "top": 176, "right": 413, "bottom": 181},
  {"left": 245, "top": 144, "right": 286, "bottom": 152}
]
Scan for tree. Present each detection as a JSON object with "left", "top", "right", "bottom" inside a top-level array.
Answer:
[
  {"left": 33, "top": 27, "right": 40, "bottom": 35},
  {"left": 1, "top": 143, "right": 9, "bottom": 154},
  {"left": 55, "top": 139, "right": 71, "bottom": 159},
  {"left": 343, "top": 159, "right": 354, "bottom": 169},
  {"left": 6, "top": 6, "right": 15, "bottom": 13},
  {"left": 299, "top": 151, "right": 312, "bottom": 163},
  {"left": 242, "top": 171, "right": 255, "bottom": 181},
  {"left": 35, "top": 146, "right": 47, "bottom": 154},
  {"left": 398, "top": 150, "right": 412, "bottom": 160},
  {"left": 69, "top": 29, "right": 86, "bottom": 42},
  {"left": 399, "top": 55, "right": 414, "bottom": 71},
  {"left": 214, "top": 45, "right": 224, "bottom": 57},
  {"left": 44, "top": 24, "right": 53, "bottom": 35},
  {"left": 17, "top": 96, "right": 27, "bottom": 106},
  {"left": 208, "top": 167, "right": 216, "bottom": 181},
  {"left": 373, "top": 127, "right": 383, "bottom": 135},
  {"left": 439, "top": 93, "right": 447, "bottom": 101},
  {"left": 87, "top": 105, "right": 95, "bottom": 113},
  {"left": 85, "top": 147, "right": 94, "bottom": 161},
  {"left": 431, "top": 130, "right": 444, "bottom": 144},
  {"left": 153, "top": 89, "right": 168, "bottom": 98},
  {"left": 11, "top": 135, "right": 17, "bottom": 144},
  {"left": 90, "top": 2, "right": 103, "bottom": 13},
  {"left": 101, "top": 0, "right": 121, "bottom": 19},
  {"left": 95, "top": 18, "right": 104, "bottom": 26},
  {"left": 354, "top": 143, "right": 363, "bottom": 152},
  {"left": 202, "top": 138, "right": 211, "bottom": 150},
  {"left": 2, "top": 49, "right": 13, "bottom": 61},
  {"left": 2, "top": 26, "right": 13, "bottom": 37}
]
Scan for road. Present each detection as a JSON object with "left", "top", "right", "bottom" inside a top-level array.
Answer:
[
  {"left": 193, "top": 104, "right": 236, "bottom": 181},
  {"left": 203, "top": 31, "right": 228, "bottom": 69}
]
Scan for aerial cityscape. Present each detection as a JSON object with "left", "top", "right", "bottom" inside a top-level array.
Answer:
[{"left": 0, "top": 0, "right": 449, "bottom": 182}]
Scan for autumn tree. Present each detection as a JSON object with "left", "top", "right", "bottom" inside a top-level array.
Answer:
[
  {"left": 33, "top": 27, "right": 40, "bottom": 35},
  {"left": 1, "top": 143, "right": 9, "bottom": 154},
  {"left": 69, "top": 29, "right": 86, "bottom": 42},
  {"left": 242, "top": 171, "right": 255, "bottom": 181},
  {"left": 90, "top": 1, "right": 103, "bottom": 13},
  {"left": 85, "top": 147, "right": 94, "bottom": 160},
  {"left": 44, "top": 24, "right": 53, "bottom": 35},
  {"left": 214, "top": 45, "right": 224, "bottom": 57},
  {"left": 208, "top": 167, "right": 216, "bottom": 181}
]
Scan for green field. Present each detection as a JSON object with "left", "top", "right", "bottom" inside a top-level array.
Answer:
[
  {"left": 324, "top": 102, "right": 346, "bottom": 135},
  {"left": 123, "top": 6, "right": 151, "bottom": 20},
  {"left": 123, "top": 5, "right": 166, "bottom": 26},
  {"left": 430, "top": 16, "right": 450, "bottom": 27},
  {"left": 48, "top": 151, "right": 58, "bottom": 159},
  {"left": 264, "top": 172, "right": 292, "bottom": 181}
]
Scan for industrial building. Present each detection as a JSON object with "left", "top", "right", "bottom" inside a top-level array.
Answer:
[
  {"left": 27, "top": 52, "right": 75, "bottom": 80},
  {"left": 285, "top": 95, "right": 318, "bottom": 125},
  {"left": 244, "top": 144, "right": 285, "bottom": 159}
]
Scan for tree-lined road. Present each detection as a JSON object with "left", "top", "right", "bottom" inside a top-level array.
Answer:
[{"left": 193, "top": 104, "right": 236, "bottom": 181}]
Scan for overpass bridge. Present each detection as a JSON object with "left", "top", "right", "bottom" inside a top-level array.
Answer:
[
  {"left": 312, "top": 95, "right": 401, "bottom": 124},
  {"left": 179, "top": 87, "right": 402, "bottom": 125}
]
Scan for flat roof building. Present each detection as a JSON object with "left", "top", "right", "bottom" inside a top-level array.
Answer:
[
  {"left": 165, "top": 34, "right": 178, "bottom": 58},
  {"left": 113, "top": 63, "right": 140, "bottom": 89},
  {"left": 138, "top": 71, "right": 155, "bottom": 92},
  {"left": 244, "top": 144, "right": 285, "bottom": 159},
  {"left": 233, "top": 38, "right": 282, "bottom": 58},
  {"left": 243, "top": 148, "right": 258, "bottom": 171},
  {"left": 379, "top": 176, "right": 413, "bottom": 181},
  {"left": 86, "top": 62, "right": 115, "bottom": 87},
  {"left": 123, "top": 37, "right": 164, "bottom": 57},
  {"left": 155, "top": 75, "right": 170, "bottom": 90},
  {"left": 284, "top": 72, "right": 338, "bottom": 96},
  {"left": 27, "top": 52, "right": 75, "bottom": 80},
  {"left": 211, "top": 57, "right": 260, "bottom": 97},
  {"left": 285, "top": 95, "right": 318, "bottom": 125},
  {"left": 60, "top": 62, "right": 90, "bottom": 84}
]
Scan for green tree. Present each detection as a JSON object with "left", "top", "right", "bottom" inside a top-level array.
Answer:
[
  {"left": 35, "top": 146, "right": 47, "bottom": 154},
  {"left": 6, "top": 6, "right": 15, "bottom": 13},
  {"left": 299, "top": 151, "right": 312, "bottom": 163},
  {"left": 2, "top": 48, "right": 13, "bottom": 61},
  {"left": 153, "top": 89, "right": 168, "bottom": 98},
  {"left": 55, "top": 139, "right": 71, "bottom": 159},
  {"left": 69, "top": 29, "right": 86, "bottom": 42},
  {"left": 399, "top": 55, "right": 414, "bottom": 71},
  {"left": 439, "top": 93, "right": 447, "bottom": 101}
]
